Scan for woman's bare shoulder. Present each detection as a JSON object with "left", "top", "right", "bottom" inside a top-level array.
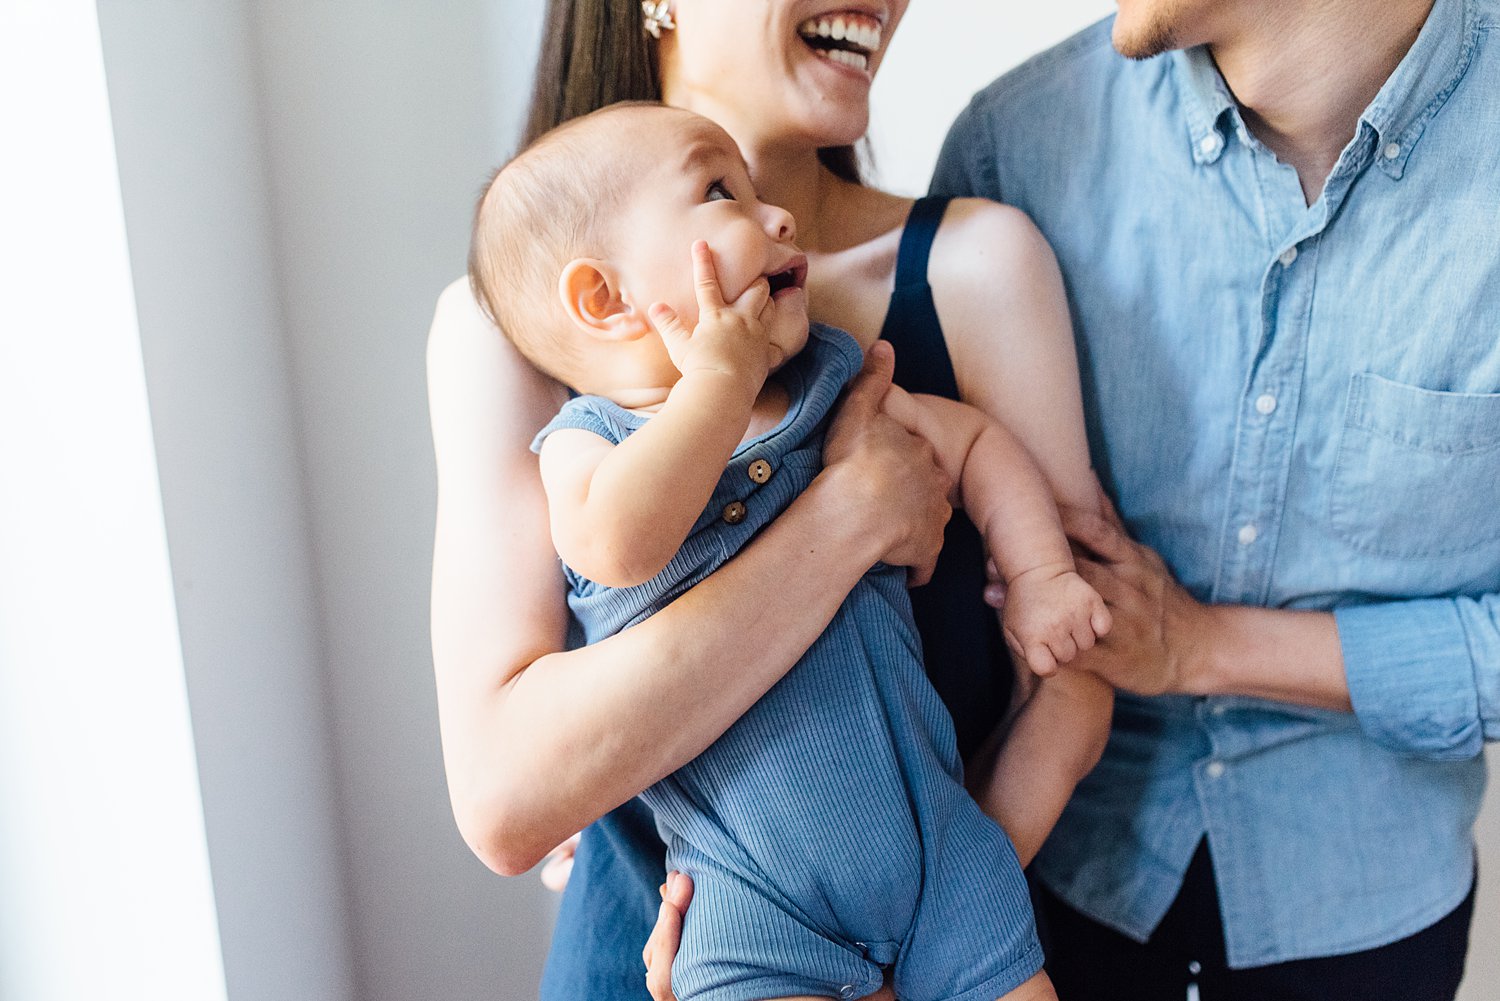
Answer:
[
  {"left": 929, "top": 197, "right": 1056, "bottom": 287},
  {"left": 927, "top": 197, "right": 1066, "bottom": 348},
  {"left": 426, "top": 277, "right": 568, "bottom": 470}
]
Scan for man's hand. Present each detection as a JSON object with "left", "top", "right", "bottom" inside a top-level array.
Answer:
[
  {"left": 1059, "top": 490, "right": 1214, "bottom": 696},
  {"left": 643, "top": 870, "right": 694, "bottom": 1001},
  {"left": 649, "top": 241, "right": 772, "bottom": 387}
]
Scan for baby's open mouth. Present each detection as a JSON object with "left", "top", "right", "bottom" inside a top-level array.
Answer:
[
  {"left": 766, "top": 257, "right": 808, "bottom": 296},
  {"left": 797, "top": 12, "right": 882, "bottom": 73}
]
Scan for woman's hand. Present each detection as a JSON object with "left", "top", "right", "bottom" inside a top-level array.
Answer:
[
  {"left": 823, "top": 341, "right": 952, "bottom": 585},
  {"left": 538, "top": 832, "right": 582, "bottom": 892},
  {"left": 643, "top": 871, "right": 694, "bottom": 1001}
]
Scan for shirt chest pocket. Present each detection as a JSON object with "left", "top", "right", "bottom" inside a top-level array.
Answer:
[{"left": 1329, "top": 373, "right": 1500, "bottom": 559}]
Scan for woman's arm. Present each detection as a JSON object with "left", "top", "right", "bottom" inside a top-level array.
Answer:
[
  {"left": 428, "top": 279, "right": 952, "bottom": 875},
  {"left": 929, "top": 198, "right": 1098, "bottom": 512}
]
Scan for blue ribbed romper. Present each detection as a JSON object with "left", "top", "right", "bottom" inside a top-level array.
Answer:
[{"left": 532, "top": 319, "right": 1042, "bottom": 1001}]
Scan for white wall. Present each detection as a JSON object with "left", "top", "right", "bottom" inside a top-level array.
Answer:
[
  {"left": 94, "top": 2, "right": 357, "bottom": 998},
  {"left": 64, "top": 2, "right": 1497, "bottom": 1000},
  {"left": 0, "top": 5, "right": 225, "bottom": 999}
]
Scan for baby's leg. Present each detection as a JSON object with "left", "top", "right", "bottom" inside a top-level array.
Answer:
[
  {"left": 764, "top": 983, "right": 895, "bottom": 1001},
  {"left": 666, "top": 843, "right": 884, "bottom": 1001}
]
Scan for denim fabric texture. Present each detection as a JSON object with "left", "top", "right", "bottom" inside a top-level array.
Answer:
[{"left": 932, "top": 0, "right": 1500, "bottom": 968}]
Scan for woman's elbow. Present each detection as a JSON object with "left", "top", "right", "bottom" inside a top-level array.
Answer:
[{"left": 451, "top": 784, "right": 551, "bottom": 877}]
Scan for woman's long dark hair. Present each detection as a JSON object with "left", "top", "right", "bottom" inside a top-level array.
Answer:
[{"left": 522, "top": 0, "right": 861, "bottom": 182}]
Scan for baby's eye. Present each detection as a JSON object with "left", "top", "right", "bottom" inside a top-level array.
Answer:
[{"left": 706, "top": 180, "right": 734, "bottom": 202}]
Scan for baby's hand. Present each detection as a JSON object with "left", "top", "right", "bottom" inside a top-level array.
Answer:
[
  {"left": 1001, "top": 563, "right": 1112, "bottom": 676},
  {"left": 649, "top": 240, "right": 772, "bottom": 387}
]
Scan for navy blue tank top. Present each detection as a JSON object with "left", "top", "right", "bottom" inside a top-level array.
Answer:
[{"left": 538, "top": 196, "right": 1013, "bottom": 1000}]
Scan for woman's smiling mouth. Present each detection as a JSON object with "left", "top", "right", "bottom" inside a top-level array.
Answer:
[{"left": 796, "top": 12, "right": 883, "bottom": 73}]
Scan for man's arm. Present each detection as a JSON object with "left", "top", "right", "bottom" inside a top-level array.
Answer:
[{"left": 1063, "top": 499, "right": 1500, "bottom": 760}]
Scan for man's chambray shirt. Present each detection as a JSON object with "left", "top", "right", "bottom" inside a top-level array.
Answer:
[{"left": 932, "top": 0, "right": 1500, "bottom": 967}]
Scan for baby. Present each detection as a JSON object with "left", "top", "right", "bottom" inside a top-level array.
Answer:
[{"left": 470, "top": 103, "right": 1109, "bottom": 1001}]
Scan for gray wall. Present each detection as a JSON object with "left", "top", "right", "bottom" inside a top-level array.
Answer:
[{"left": 97, "top": 1, "right": 553, "bottom": 998}]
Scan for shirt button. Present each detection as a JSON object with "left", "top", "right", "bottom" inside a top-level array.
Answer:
[
  {"left": 1198, "top": 133, "right": 1221, "bottom": 157},
  {"left": 1205, "top": 760, "right": 1227, "bottom": 780},
  {"left": 1237, "top": 523, "right": 1258, "bottom": 546},
  {"left": 1383, "top": 141, "right": 1402, "bottom": 160},
  {"left": 722, "top": 500, "right": 747, "bottom": 525},
  {"left": 1255, "top": 393, "right": 1277, "bottom": 415},
  {"left": 746, "top": 458, "right": 773, "bottom": 484},
  {"left": 1278, "top": 245, "right": 1298, "bottom": 267},
  {"left": 839, "top": 987, "right": 856, "bottom": 1000}
]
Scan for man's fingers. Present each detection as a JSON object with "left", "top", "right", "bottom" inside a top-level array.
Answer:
[
  {"left": 690, "top": 240, "right": 727, "bottom": 311},
  {"left": 1074, "top": 557, "right": 1127, "bottom": 607},
  {"left": 1095, "top": 479, "right": 1127, "bottom": 530},
  {"left": 1061, "top": 504, "right": 1134, "bottom": 563}
]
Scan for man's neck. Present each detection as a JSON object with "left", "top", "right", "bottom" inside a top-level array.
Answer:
[{"left": 1209, "top": 0, "right": 1434, "bottom": 203}]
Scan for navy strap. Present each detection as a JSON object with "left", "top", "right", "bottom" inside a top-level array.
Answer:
[
  {"left": 880, "top": 196, "right": 961, "bottom": 403},
  {"left": 877, "top": 194, "right": 1010, "bottom": 764},
  {"left": 893, "top": 195, "right": 950, "bottom": 292}
]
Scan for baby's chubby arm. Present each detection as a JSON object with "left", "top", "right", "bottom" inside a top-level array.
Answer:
[
  {"left": 538, "top": 242, "right": 772, "bottom": 588},
  {"left": 880, "top": 388, "right": 1111, "bottom": 674}
]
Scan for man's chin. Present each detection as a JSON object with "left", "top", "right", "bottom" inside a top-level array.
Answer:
[{"left": 1112, "top": 13, "right": 1182, "bottom": 61}]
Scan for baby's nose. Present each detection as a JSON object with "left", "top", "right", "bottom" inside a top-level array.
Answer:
[{"left": 765, "top": 204, "right": 796, "bottom": 243}]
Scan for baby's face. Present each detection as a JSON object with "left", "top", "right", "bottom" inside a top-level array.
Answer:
[{"left": 612, "top": 113, "right": 810, "bottom": 370}]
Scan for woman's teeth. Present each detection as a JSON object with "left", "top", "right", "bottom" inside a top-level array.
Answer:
[
  {"left": 797, "top": 13, "right": 881, "bottom": 72},
  {"left": 822, "top": 48, "right": 869, "bottom": 70}
]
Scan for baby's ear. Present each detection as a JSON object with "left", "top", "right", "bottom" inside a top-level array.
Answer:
[{"left": 559, "top": 259, "right": 652, "bottom": 341}]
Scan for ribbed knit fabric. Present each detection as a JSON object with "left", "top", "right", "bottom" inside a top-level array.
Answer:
[{"left": 533, "top": 325, "right": 1042, "bottom": 1001}]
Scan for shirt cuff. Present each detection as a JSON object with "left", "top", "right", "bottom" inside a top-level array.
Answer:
[{"left": 1336, "top": 599, "right": 1483, "bottom": 760}]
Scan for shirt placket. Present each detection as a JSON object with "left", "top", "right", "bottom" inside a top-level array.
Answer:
[{"left": 1199, "top": 126, "right": 1379, "bottom": 962}]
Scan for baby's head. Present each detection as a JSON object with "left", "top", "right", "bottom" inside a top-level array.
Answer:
[{"left": 469, "top": 103, "right": 809, "bottom": 397}]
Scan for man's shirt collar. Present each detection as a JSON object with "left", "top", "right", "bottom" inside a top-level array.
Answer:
[{"left": 1170, "top": 0, "right": 1478, "bottom": 177}]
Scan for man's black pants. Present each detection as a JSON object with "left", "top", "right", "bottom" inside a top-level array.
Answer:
[{"left": 1037, "top": 842, "right": 1475, "bottom": 1001}]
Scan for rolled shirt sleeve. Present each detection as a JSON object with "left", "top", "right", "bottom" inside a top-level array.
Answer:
[{"left": 1337, "top": 594, "right": 1500, "bottom": 760}]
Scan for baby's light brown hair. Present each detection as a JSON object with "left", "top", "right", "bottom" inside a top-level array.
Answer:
[{"left": 468, "top": 101, "right": 672, "bottom": 384}]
